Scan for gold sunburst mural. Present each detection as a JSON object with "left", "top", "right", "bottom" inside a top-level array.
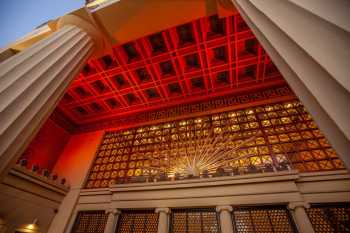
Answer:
[{"left": 144, "top": 130, "right": 258, "bottom": 178}]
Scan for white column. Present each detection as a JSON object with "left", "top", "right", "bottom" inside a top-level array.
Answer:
[
  {"left": 216, "top": 205, "right": 234, "bottom": 233},
  {"left": 0, "top": 16, "right": 97, "bottom": 179},
  {"left": 155, "top": 208, "right": 170, "bottom": 233},
  {"left": 229, "top": 0, "right": 350, "bottom": 169},
  {"left": 288, "top": 202, "right": 315, "bottom": 233},
  {"left": 104, "top": 209, "right": 121, "bottom": 233}
]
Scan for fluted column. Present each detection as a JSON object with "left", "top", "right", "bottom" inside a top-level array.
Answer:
[
  {"left": 216, "top": 205, "right": 234, "bottom": 233},
  {"left": 229, "top": 0, "right": 350, "bottom": 169},
  {"left": 0, "top": 18, "right": 97, "bottom": 179},
  {"left": 155, "top": 208, "right": 170, "bottom": 233},
  {"left": 104, "top": 209, "right": 121, "bottom": 233},
  {"left": 288, "top": 202, "right": 315, "bottom": 233}
]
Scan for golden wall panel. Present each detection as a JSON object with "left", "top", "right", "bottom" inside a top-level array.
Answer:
[{"left": 86, "top": 100, "right": 344, "bottom": 188}]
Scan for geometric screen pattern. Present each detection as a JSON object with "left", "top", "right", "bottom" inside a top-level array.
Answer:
[
  {"left": 58, "top": 13, "right": 284, "bottom": 125},
  {"left": 306, "top": 204, "right": 350, "bottom": 233},
  {"left": 170, "top": 208, "right": 220, "bottom": 233},
  {"left": 85, "top": 100, "right": 345, "bottom": 188},
  {"left": 71, "top": 211, "right": 108, "bottom": 233},
  {"left": 232, "top": 206, "right": 297, "bottom": 233},
  {"left": 116, "top": 209, "right": 158, "bottom": 233}
]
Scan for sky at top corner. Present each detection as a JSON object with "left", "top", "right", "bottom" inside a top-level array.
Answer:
[{"left": 0, "top": 0, "right": 85, "bottom": 48}]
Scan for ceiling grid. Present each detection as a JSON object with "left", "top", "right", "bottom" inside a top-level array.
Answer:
[{"left": 58, "top": 13, "right": 283, "bottom": 125}]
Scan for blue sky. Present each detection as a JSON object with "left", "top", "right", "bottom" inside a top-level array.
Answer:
[{"left": 0, "top": 0, "right": 84, "bottom": 48}]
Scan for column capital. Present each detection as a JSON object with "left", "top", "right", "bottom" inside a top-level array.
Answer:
[
  {"left": 57, "top": 7, "right": 111, "bottom": 58},
  {"left": 155, "top": 208, "right": 171, "bottom": 214},
  {"left": 288, "top": 201, "right": 310, "bottom": 210},
  {"left": 105, "top": 208, "right": 121, "bottom": 216},
  {"left": 216, "top": 205, "right": 233, "bottom": 213}
]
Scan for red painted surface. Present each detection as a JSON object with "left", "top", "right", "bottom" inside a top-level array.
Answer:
[
  {"left": 25, "top": 12, "right": 288, "bottom": 179},
  {"left": 57, "top": 12, "right": 284, "bottom": 127},
  {"left": 52, "top": 131, "right": 104, "bottom": 187},
  {"left": 20, "top": 119, "right": 71, "bottom": 172}
]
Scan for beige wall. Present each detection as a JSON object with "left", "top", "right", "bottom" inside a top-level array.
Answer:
[
  {"left": 60, "top": 170, "right": 350, "bottom": 233},
  {"left": 75, "top": 170, "right": 350, "bottom": 212},
  {"left": 0, "top": 166, "right": 68, "bottom": 233},
  {"left": 0, "top": 184, "right": 60, "bottom": 233}
]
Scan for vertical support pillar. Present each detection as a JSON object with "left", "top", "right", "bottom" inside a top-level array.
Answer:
[
  {"left": 155, "top": 208, "right": 170, "bottom": 233},
  {"left": 288, "top": 202, "right": 315, "bottom": 233},
  {"left": 0, "top": 24, "right": 94, "bottom": 179},
  {"left": 228, "top": 0, "right": 350, "bottom": 169},
  {"left": 216, "top": 205, "right": 234, "bottom": 233},
  {"left": 0, "top": 8, "right": 110, "bottom": 180},
  {"left": 104, "top": 209, "right": 121, "bottom": 233}
]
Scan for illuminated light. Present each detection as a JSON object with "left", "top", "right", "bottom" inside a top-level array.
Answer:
[
  {"left": 284, "top": 103, "right": 293, "bottom": 108},
  {"left": 194, "top": 118, "right": 202, "bottom": 123},
  {"left": 16, "top": 219, "right": 39, "bottom": 233},
  {"left": 265, "top": 106, "right": 274, "bottom": 111},
  {"left": 246, "top": 109, "right": 254, "bottom": 115},
  {"left": 179, "top": 121, "right": 187, "bottom": 126},
  {"left": 212, "top": 115, "right": 219, "bottom": 121},
  {"left": 150, "top": 126, "right": 159, "bottom": 130}
]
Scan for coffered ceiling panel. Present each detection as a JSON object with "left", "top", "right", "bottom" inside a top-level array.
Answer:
[{"left": 57, "top": 12, "right": 285, "bottom": 126}]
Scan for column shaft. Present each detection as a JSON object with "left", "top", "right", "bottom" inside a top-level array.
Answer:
[
  {"left": 231, "top": 0, "right": 350, "bottom": 169},
  {"left": 155, "top": 208, "right": 170, "bottom": 233},
  {"left": 216, "top": 206, "right": 234, "bottom": 233},
  {"left": 104, "top": 209, "right": 120, "bottom": 233},
  {"left": 288, "top": 202, "right": 315, "bottom": 233},
  {"left": 0, "top": 25, "right": 94, "bottom": 178},
  {"left": 291, "top": 206, "right": 315, "bottom": 233}
]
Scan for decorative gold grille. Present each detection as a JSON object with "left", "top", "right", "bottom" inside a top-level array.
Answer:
[
  {"left": 71, "top": 211, "right": 108, "bottom": 233},
  {"left": 306, "top": 204, "right": 350, "bottom": 233},
  {"left": 232, "top": 206, "right": 297, "bottom": 233},
  {"left": 86, "top": 100, "right": 345, "bottom": 188},
  {"left": 170, "top": 208, "right": 220, "bottom": 233},
  {"left": 116, "top": 209, "right": 158, "bottom": 233}
]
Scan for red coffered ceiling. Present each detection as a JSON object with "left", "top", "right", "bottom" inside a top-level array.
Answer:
[{"left": 57, "top": 12, "right": 285, "bottom": 126}]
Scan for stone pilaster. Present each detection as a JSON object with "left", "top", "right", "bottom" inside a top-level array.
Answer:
[
  {"left": 288, "top": 202, "right": 315, "bottom": 233},
  {"left": 216, "top": 205, "right": 234, "bottom": 233},
  {"left": 104, "top": 209, "right": 121, "bottom": 233},
  {"left": 155, "top": 208, "right": 170, "bottom": 233}
]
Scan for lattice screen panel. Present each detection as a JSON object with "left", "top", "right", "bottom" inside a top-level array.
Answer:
[
  {"left": 85, "top": 99, "right": 345, "bottom": 188},
  {"left": 71, "top": 211, "right": 108, "bottom": 233},
  {"left": 170, "top": 208, "right": 220, "bottom": 233},
  {"left": 306, "top": 204, "right": 350, "bottom": 233},
  {"left": 116, "top": 209, "right": 158, "bottom": 233},
  {"left": 232, "top": 206, "right": 297, "bottom": 233}
]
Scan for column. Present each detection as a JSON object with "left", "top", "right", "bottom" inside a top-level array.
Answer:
[
  {"left": 155, "top": 208, "right": 170, "bottom": 233},
  {"left": 104, "top": 209, "right": 121, "bottom": 233},
  {"left": 216, "top": 205, "right": 234, "bottom": 233},
  {"left": 227, "top": 0, "right": 350, "bottom": 169},
  {"left": 0, "top": 10, "right": 107, "bottom": 180},
  {"left": 288, "top": 202, "right": 315, "bottom": 233}
]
